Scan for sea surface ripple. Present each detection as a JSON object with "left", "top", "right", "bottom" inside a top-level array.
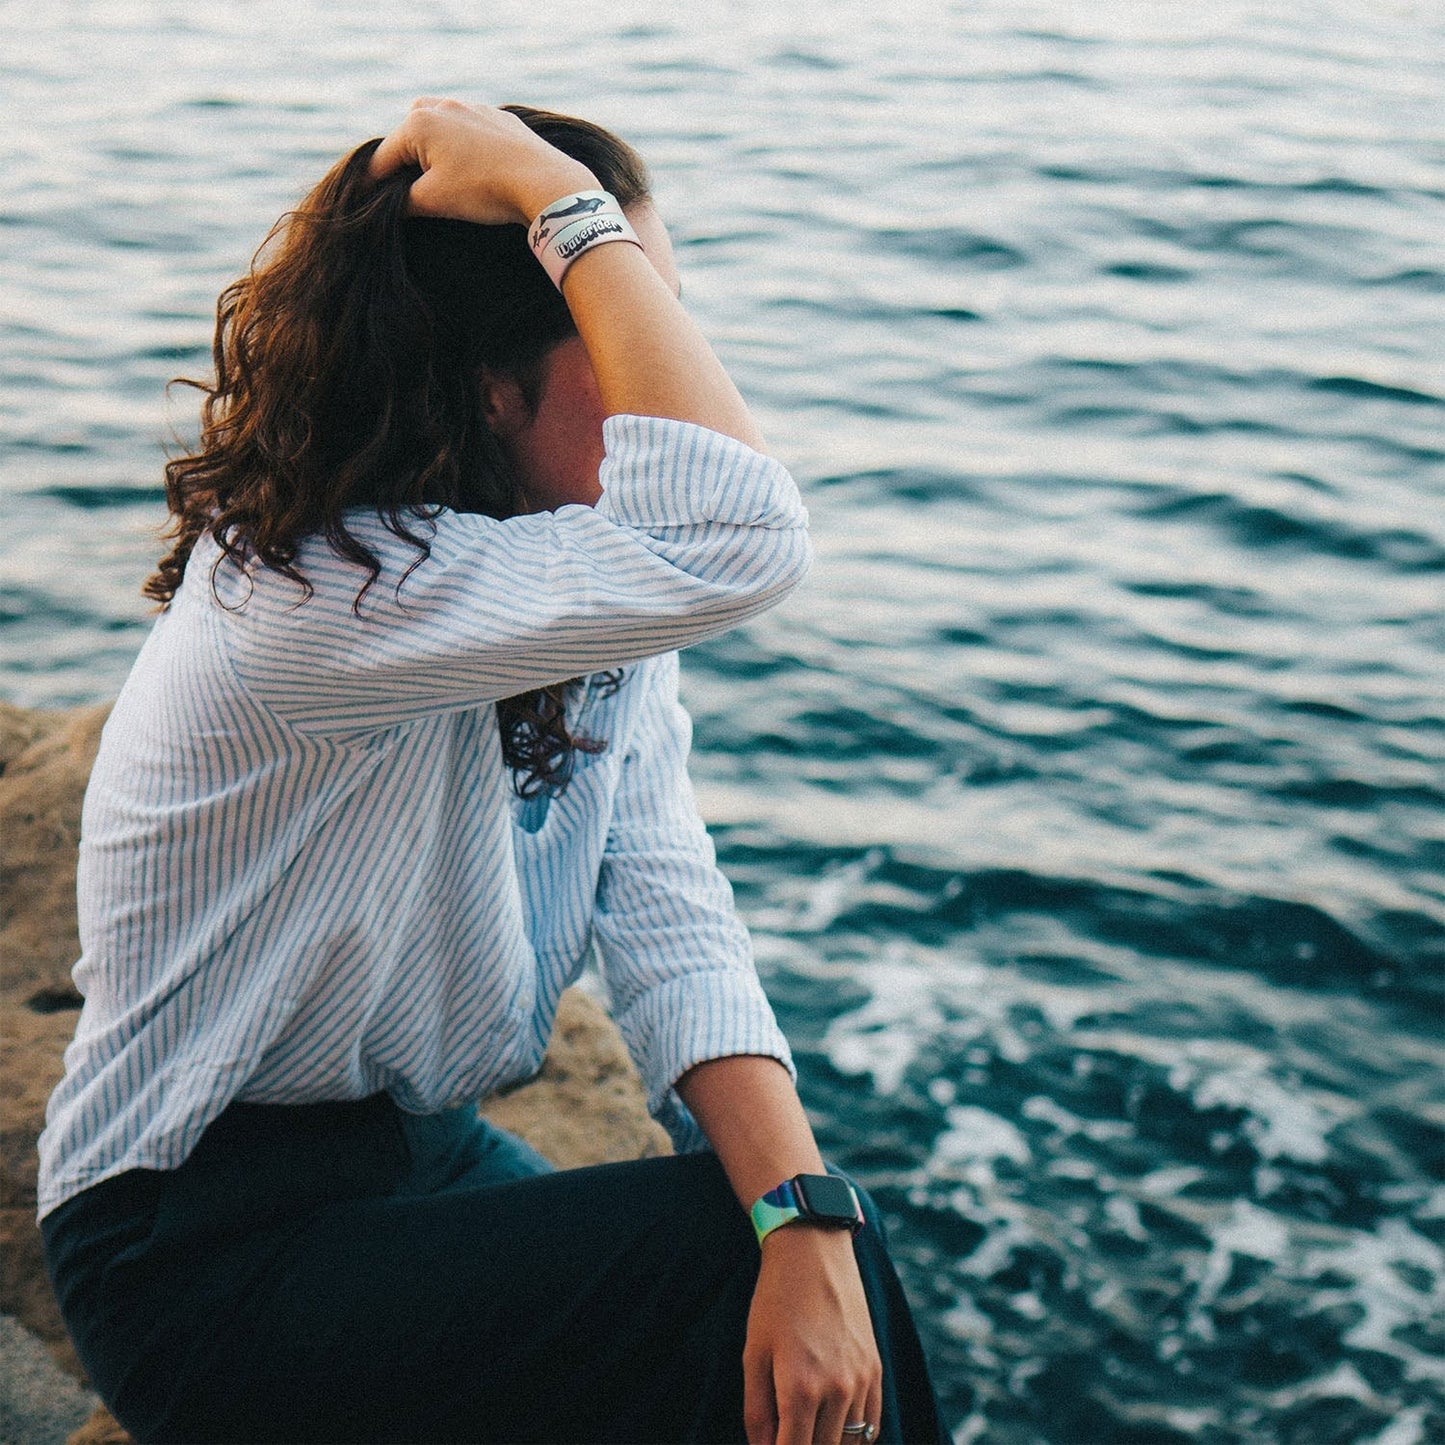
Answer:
[{"left": 2, "top": 3, "right": 1442, "bottom": 1440}]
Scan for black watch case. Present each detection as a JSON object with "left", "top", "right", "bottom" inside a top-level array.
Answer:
[{"left": 792, "top": 1173, "right": 858, "bottom": 1226}]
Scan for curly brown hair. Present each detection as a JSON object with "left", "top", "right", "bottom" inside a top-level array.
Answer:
[{"left": 147, "top": 106, "right": 650, "bottom": 796}]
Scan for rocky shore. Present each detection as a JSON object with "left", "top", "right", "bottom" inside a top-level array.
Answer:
[{"left": 0, "top": 701, "right": 672, "bottom": 1445}]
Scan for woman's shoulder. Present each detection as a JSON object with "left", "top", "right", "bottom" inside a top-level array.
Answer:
[{"left": 180, "top": 518, "right": 451, "bottom": 615}]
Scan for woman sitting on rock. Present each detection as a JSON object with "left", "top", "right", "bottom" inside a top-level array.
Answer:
[{"left": 37, "top": 98, "right": 947, "bottom": 1445}]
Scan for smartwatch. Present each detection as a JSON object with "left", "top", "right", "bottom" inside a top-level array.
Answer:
[{"left": 750, "top": 1173, "right": 865, "bottom": 1245}]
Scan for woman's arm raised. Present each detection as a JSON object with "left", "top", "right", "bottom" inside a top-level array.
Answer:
[{"left": 370, "top": 98, "right": 765, "bottom": 449}]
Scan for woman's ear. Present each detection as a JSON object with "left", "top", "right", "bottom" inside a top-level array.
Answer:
[{"left": 478, "top": 368, "right": 528, "bottom": 441}]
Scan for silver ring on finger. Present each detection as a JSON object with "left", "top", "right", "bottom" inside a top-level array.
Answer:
[{"left": 842, "top": 1425, "right": 877, "bottom": 1442}]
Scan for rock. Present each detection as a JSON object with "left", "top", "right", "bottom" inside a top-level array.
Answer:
[
  {"left": 0, "top": 1202, "right": 80, "bottom": 1381},
  {"left": 0, "top": 703, "right": 109, "bottom": 1008},
  {"left": 66, "top": 1403, "right": 129, "bottom": 1445},
  {"left": 481, "top": 985, "right": 672, "bottom": 1168},
  {"left": 0, "top": 703, "right": 107, "bottom": 1380},
  {"left": 1, "top": 1006, "right": 75, "bottom": 1208},
  {"left": 0, "top": 701, "right": 671, "bottom": 1445},
  {"left": 0, "top": 1314, "right": 97, "bottom": 1445}
]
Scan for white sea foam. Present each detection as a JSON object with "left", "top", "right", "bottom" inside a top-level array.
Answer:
[
  {"left": 1021, "top": 1093, "right": 1133, "bottom": 1143},
  {"left": 1185, "top": 1198, "right": 1292, "bottom": 1338},
  {"left": 1363, "top": 1407, "right": 1430, "bottom": 1445},
  {"left": 1104, "top": 1194, "right": 1149, "bottom": 1241},
  {"left": 792, "top": 847, "right": 886, "bottom": 933},
  {"left": 1137, "top": 1165, "right": 1208, "bottom": 1197},
  {"left": 930, "top": 1105, "right": 1033, "bottom": 1171},
  {"left": 821, "top": 940, "right": 946, "bottom": 1095},
  {"left": 939, "top": 1293, "right": 994, "bottom": 1347},
  {"left": 949, "top": 1409, "right": 992, "bottom": 1445},
  {"left": 1190, "top": 1067, "right": 1342, "bottom": 1163},
  {"left": 1298, "top": 1218, "right": 1445, "bottom": 1385},
  {"left": 1156, "top": 1044, "right": 1354, "bottom": 1165},
  {"left": 1415, "top": 1185, "right": 1445, "bottom": 1221}
]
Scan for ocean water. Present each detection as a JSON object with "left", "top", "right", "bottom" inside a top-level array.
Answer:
[{"left": 3, "top": 2, "right": 1442, "bottom": 1439}]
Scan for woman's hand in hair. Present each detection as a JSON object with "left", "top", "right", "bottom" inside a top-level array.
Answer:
[
  {"left": 374, "top": 97, "right": 768, "bottom": 449},
  {"left": 369, "top": 99, "right": 598, "bottom": 227}
]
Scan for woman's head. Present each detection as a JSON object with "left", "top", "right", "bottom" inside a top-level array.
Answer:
[
  {"left": 147, "top": 104, "right": 650, "bottom": 607},
  {"left": 148, "top": 105, "right": 653, "bottom": 797}
]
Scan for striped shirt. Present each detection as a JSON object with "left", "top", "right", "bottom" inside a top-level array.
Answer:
[{"left": 37, "top": 415, "right": 808, "bottom": 1219}]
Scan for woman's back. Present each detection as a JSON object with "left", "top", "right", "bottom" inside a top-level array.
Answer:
[{"left": 40, "top": 416, "right": 808, "bottom": 1218}]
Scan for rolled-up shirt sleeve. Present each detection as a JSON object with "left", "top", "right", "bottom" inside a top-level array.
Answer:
[
  {"left": 592, "top": 653, "right": 795, "bottom": 1152},
  {"left": 218, "top": 415, "right": 811, "bottom": 736}
]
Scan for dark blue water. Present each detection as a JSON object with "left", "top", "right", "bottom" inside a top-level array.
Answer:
[{"left": 3, "top": 3, "right": 1442, "bottom": 1439}]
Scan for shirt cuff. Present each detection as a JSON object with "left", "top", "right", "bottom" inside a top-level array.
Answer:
[
  {"left": 596, "top": 415, "right": 809, "bottom": 531},
  {"left": 612, "top": 969, "right": 797, "bottom": 1154}
]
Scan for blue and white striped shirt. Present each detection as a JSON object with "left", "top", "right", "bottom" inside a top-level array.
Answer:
[{"left": 37, "top": 415, "right": 808, "bottom": 1219}]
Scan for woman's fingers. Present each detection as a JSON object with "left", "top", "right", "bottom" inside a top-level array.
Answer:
[
  {"left": 743, "top": 1346, "right": 779, "bottom": 1445},
  {"left": 810, "top": 1390, "right": 849, "bottom": 1445},
  {"left": 836, "top": 1383, "right": 881, "bottom": 1445},
  {"left": 773, "top": 1381, "right": 821, "bottom": 1445},
  {"left": 368, "top": 100, "right": 483, "bottom": 184},
  {"left": 366, "top": 99, "right": 594, "bottom": 225},
  {"left": 367, "top": 105, "right": 432, "bottom": 183},
  {"left": 863, "top": 1378, "right": 883, "bottom": 1443},
  {"left": 743, "top": 1336, "right": 879, "bottom": 1445}
]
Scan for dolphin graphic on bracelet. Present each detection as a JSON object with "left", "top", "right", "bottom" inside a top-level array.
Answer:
[{"left": 532, "top": 195, "right": 608, "bottom": 243}]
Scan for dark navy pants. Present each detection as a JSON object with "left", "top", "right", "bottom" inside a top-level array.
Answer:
[{"left": 42, "top": 1094, "right": 947, "bottom": 1444}]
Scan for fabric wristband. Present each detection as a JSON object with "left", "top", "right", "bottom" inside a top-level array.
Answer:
[
  {"left": 527, "top": 189, "right": 643, "bottom": 290},
  {"left": 750, "top": 1175, "right": 865, "bottom": 1246}
]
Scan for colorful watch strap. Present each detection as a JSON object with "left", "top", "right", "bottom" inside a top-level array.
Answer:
[{"left": 750, "top": 1176, "right": 865, "bottom": 1245}]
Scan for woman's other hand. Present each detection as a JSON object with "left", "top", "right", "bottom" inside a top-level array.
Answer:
[
  {"left": 745, "top": 1225, "right": 884, "bottom": 1445},
  {"left": 675, "top": 1056, "right": 883, "bottom": 1444},
  {"left": 369, "top": 98, "right": 597, "bottom": 226}
]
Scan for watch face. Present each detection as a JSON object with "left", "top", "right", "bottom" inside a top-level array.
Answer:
[{"left": 794, "top": 1173, "right": 858, "bottom": 1222}]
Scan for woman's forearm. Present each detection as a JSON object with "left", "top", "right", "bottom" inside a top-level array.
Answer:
[
  {"left": 676, "top": 1054, "right": 883, "bottom": 1445},
  {"left": 560, "top": 240, "right": 766, "bottom": 450},
  {"left": 673, "top": 1053, "right": 826, "bottom": 1213}
]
